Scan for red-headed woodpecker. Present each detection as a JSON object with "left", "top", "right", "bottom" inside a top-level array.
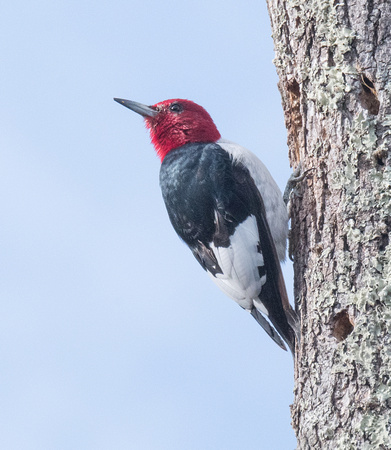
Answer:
[{"left": 114, "top": 98, "right": 298, "bottom": 353}]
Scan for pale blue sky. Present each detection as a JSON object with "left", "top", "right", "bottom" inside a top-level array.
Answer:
[{"left": 1, "top": 0, "right": 296, "bottom": 448}]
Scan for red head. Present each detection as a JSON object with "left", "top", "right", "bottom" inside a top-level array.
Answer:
[{"left": 114, "top": 98, "right": 221, "bottom": 161}]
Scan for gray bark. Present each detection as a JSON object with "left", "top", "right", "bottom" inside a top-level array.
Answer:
[{"left": 266, "top": 0, "right": 391, "bottom": 448}]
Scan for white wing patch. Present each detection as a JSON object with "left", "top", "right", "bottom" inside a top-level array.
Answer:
[{"left": 208, "top": 215, "right": 267, "bottom": 312}]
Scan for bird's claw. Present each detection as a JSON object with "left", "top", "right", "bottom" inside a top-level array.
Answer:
[{"left": 283, "top": 162, "right": 312, "bottom": 205}]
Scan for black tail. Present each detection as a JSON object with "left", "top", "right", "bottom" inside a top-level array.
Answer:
[
  {"left": 250, "top": 308, "right": 288, "bottom": 351},
  {"left": 255, "top": 269, "right": 298, "bottom": 356},
  {"left": 253, "top": 191, "right": 300, "bottom": 356}
]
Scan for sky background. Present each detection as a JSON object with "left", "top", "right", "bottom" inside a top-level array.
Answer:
[{"left": 1, "top": 1, "right": 297, "bottom": 449}]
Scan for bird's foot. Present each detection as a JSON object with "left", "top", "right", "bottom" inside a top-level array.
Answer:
[{"left": 283, "top": 162, "right": 313, "bottom": 205}]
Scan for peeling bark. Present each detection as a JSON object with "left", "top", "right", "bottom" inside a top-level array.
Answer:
[{"left": 266, "top": 0, "right": 391, "bottom": 447}]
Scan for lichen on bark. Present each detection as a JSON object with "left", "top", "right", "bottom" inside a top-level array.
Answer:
[{"left": 266, "top": 0, "right": 391, "bottom": 447}]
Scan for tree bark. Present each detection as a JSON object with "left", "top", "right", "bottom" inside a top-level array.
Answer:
[{"left": 266, "top": 0, "right": 391, "bottom": 447}]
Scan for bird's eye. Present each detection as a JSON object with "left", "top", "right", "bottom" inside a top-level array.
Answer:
[{"left": 169, "top": 103, "right": 183, "bottom": 113}]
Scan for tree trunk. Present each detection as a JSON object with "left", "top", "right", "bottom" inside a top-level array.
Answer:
[{"left": 266, "top": 0, "right": 391, "bottom": 447}]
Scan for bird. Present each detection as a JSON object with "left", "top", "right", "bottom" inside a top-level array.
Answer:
[{"left": 114, "top": 97, "right": 298, "bottom": 354}]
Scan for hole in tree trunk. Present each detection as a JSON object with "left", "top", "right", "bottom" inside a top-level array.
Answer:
[
  {"left": 359, "top": 74, "right": 380, "bottom": 115},
  {"left": 373, "top": 148, "right": 388, "bottom": 167},
  {"left": 332, "top": 310, "right": 354, "bottom": 342}
]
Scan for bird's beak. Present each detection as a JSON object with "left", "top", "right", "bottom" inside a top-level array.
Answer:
[{"left": 114, "top": 98, "right": 157, "bottom": 118}]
